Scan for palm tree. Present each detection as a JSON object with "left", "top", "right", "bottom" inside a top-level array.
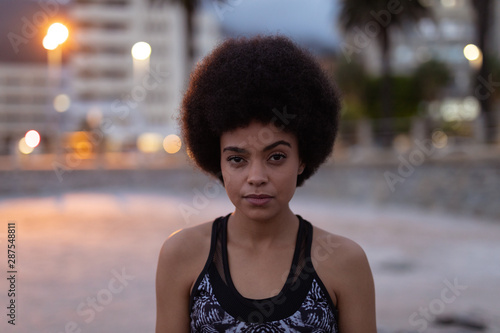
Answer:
[
  {"left": 413, "top": 59, "right": 452, "bottom": 102},
  {"left": 471, "top": 0, "right": 496, "bottom": 143},
  {"left": 338, "top": 0, "right": 430, "bottom": 147}
]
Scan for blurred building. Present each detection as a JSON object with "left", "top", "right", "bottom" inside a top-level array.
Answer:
[
  {"left": 342, "top": 0, "right": 500, "bottom": 95},
  {"left": 355, "top": 0, "right": 476, "bottom": 96},
  {"left": 338, "top": 0, "right": 500, "bottom": 144},
  {"left": 69, "top": 0, "right": 221, "bottom": 151},
  {"left": 0, "top": 0, "right": 221, "bottom": 158},
  {"left": 0, "top": 0, "right": 69, "bottom": 156},
  {"left": 0, "top": 64, "right": 53, "bottom": 155},
  {"left": 397, "top": 0, "right": 477, "bottom": 96}
]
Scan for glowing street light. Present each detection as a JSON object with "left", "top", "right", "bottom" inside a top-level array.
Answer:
[
  {"left": 43, "top": 22, "right": 69, "bottom": 158},
  {"left": 43, "top": 23, "right": 69, "bottom": 51},
  {"left": 131, "top": 42, "right": 152, "bottom": 60},
  {"left": 464, "top": 44, "right": 482, "bottom": 70},
  {"left": 18, "top": 138, "right": 34, "bottom": 155},
  {"left": 47, "top": 23, "right": 69, "bottom": 45},
  {"left": 43, "top": 22, "right": 69, "bottom": 85},
  {"left": 463, "top": 44, "right": 481, "bottom": 61},
  {"left": 132, "top": 42, "right": 151, "bottom": 84},
  {"left": 25, "top": 130, "right": 41, "bottom": 148},
  {"left": 42, "top": 35, "right": 58, "bottom": 50}
]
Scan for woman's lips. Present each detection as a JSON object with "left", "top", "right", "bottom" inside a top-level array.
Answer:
[{"left": 244, "top": 195, "right": 273, "bottom": 206}]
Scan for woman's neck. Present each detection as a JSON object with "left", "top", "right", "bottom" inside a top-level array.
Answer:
[{"left": 227, "top": 208, "right": 299, "bottom": 251}]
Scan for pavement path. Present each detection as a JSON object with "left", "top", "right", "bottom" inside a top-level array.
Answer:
[{"left": 0, "top": 189, "right": 499, "bottom": 333}]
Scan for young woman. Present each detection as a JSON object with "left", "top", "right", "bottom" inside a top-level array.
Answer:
[{"left": 156, "top": 35, "right": 376, "bottom": 332}]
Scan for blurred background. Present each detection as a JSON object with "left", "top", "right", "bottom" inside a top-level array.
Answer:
[{"left": 0, "top": 0, "right": 499, "bottom": 332}]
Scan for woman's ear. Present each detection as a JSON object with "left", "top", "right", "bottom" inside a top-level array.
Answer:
[{"left": 298, "top": 163, "right": 305, "bottom": 175}]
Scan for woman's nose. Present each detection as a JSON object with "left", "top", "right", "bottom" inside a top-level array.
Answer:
[{"left": 247, "top": 161, "right": 268, "bottom": 186}]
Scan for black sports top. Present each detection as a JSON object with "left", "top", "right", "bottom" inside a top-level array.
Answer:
[{"left": 189, "top": 214, "right": 339, "bottom": 332}]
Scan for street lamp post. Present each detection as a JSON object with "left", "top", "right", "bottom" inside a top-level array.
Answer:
[
  {"left": 131, "top": 42, "right": 152, "bottom": 152},
  {"left": 131, "top": 41, "right": 151, "bottom": 84},
  {"left": 463, "top": 43, "right": 487, "bottom": 143},
  {"left": 44, "top": 23, "right": 69, "bottom": 86},
  {"left": 43, "top": 23, "right": 69, "bottom": 160}
]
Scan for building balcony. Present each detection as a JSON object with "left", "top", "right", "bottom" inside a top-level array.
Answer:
[
  {"left": 71, "top": 4, "right": 136, "bottom": 24},
  {"left": 70, "top": 54, "right": 132, "bottom": 71}
]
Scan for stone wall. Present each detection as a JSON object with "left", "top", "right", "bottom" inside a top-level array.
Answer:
[
  {"left": 1, "top": 159, "right": 499, "bottom": 220},
  {"left": 302, "top": 160, "right": 500, "bottom": 220}
]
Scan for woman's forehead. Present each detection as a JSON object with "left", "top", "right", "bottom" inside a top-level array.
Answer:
[{"left": 220, "top": 121, "right": 297, "bottom": 150}]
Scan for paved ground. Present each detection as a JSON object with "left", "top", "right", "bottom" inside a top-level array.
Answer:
[{"left": 0, "top": 188, "right": 499, "bottom": 333}]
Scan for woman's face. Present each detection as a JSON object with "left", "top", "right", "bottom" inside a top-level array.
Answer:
[{"left": 220, "top": 121, "right": 304, "bottom": 222}]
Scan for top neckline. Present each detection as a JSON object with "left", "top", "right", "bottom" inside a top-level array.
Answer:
[{"left": 220, "top": 214, "right": 305, "bottom": 304}]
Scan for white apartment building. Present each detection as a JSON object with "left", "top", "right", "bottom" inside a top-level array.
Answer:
[
  {"left": 69, "top": 0, "right": 220, "bottom": 151},
  {"left": 0, "top": 64, "right": 55, "bottom": 155}
]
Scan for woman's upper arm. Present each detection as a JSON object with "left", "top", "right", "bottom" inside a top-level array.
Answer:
[
  {"left": 335, "top": 240, "right": 377, "bottom": 333},
  {"left": 155, "top": 231, "right": 193, "bottom": 333}
]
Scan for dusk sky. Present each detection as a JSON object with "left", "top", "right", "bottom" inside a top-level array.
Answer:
[
  {"left": 202, "top": 0, "right": 341, "bottom": 52},
  {"left": 0, "top": 0, "right": 342, "bottom": 62}
]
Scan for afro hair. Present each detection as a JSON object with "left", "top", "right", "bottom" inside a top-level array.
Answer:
[{"left": 180, "top": 34, "right": 341, "bottom": 186}]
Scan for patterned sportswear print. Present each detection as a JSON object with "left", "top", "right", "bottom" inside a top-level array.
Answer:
[{"left": 191, "top": 273, "right": 337, "bottom": 332}]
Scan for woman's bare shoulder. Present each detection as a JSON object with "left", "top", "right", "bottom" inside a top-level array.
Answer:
[
  {"left": 311, "top": 226, "right": 376, "bottom": 331},
  {"left": 158, "top": 220, "right": 214, "bottom": 269},
  {"left": 155, "top": 221, "right": 216, "bottom": 333},
  {"left": 311, "top": 225, "right": 371, "bottom": 275}
]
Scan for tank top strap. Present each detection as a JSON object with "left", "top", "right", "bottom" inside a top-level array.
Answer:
[
  {"left": 188, "top": 214, "right": 228, "bottom": 311},
  {"left": 301, "top": 216, "right": 339, "bottom": 321}
]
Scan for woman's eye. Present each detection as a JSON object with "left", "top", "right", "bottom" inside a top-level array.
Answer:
[
  {"left": 228, "top": 156, "right": 244, "bottom": 164},
  {"left": 269, "top": 153, "right": 286, "bottom": 162}
]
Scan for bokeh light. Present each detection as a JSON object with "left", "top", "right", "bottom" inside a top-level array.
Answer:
[
  {"left": 440, "top": 98, "right": 480, "bottom": 122},
  {"left": 42, "top": 35, "right": 58, "bottom": 50},
  {"left": 47, "top": 23, "right": 69, "bottom": 45},
  {"left": 18, "top": 138, "right": 34, "bottom": 154},
  {"left": 68, "top": 131, "right": 93, "bottom": 159},
  {"left": 463, "top": 44, "right": 481, "bottom": 61},
  {"left": 54, "top": 94, "right": 71, "bottom": 112},
  {"left": 462, "top": 96, "right": 480, "bottom": 121},
  {"left": 441, "top": 0, "right": 456, "bottom": 8},
  {"left": 86, "top": 107, "right": 102, "bottom": 128},
  {"left": 393, "top": 134, "right": 411, "bottom": 154},
  {"left": 25, "top": 130, "right": 41, "bottom": 148},
  {"left": 75, "top": 141, "right": 93, "bottom": 158},
  {"left": 163, "top": 134, "right": 182, "bottom": 154},
  {"left": 137, "top": 133, "right": 162, "bottom": 153},
  {"left": 432, "top": 129, "right": 448, "bottom": 149},
  {"left": 131, "top": 42, "right": 152, "bottom": 60}
]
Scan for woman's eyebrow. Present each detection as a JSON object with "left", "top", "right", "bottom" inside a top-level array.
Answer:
[
  {"left": 263, "top": 140, "right": 291, "bottom": 151},
  {"left": 223, "top": 140, "right": 291, "bottom": 153},
  {"left": 222, "top": 146, "right": 248, "bottom": 153}
]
